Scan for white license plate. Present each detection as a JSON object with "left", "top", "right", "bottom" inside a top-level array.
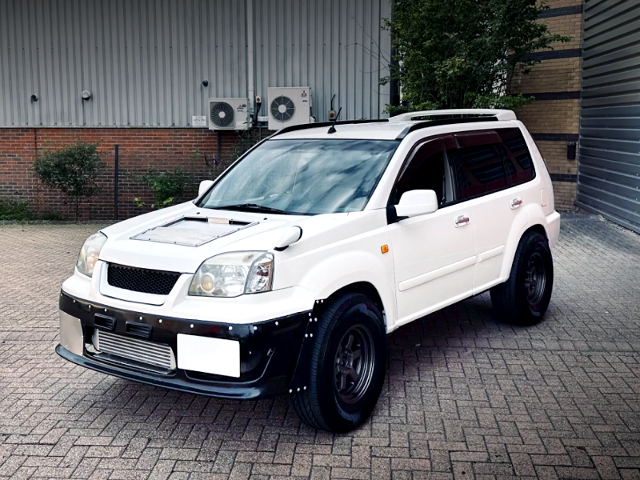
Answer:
[{"left": 177, "top": 334, "right": 240, "bottom": 378}]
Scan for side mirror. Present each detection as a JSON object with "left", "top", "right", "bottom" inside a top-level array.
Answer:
[
  {"left": 198, "top": 180, "right": 214, "bottom": 197},
  {"left": 274, "top": 226, "right": 303, "bottom": 251},
  {"left": 395, "top": 190, "right": 438, "bottom": 218}
]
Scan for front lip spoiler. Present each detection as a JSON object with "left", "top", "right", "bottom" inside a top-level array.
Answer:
[
  {"left": 55, "top": 345, "right": 275, "bottom": 399},
  {"left": 57, "top": 291, "right": 315, "bottom": 400}
]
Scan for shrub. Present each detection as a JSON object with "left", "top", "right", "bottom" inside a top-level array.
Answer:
[
  {"left": 0, "top": 197, "right": 34, "bottom": 221},
  {"left": 33, "top": 141, "right": 104, "bottom": 222},
  {"left": 134, "top": 167, "right": 187, "bottom": 209}
]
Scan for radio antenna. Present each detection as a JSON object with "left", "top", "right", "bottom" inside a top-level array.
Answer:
[{"left": 327, "top": 107, "right": 343, "bottom": 134}]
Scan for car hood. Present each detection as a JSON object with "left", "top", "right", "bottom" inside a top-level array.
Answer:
[{"left": 99, "top": 201, "right": 346, "bottom": 273}]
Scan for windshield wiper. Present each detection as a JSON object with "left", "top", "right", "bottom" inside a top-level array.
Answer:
[{"left": 210, "top": 203, "right": 292, "bottom": 215}]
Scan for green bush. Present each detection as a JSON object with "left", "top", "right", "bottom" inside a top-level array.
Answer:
[
  {"left": 0, "top": 197, "right": 34, "bottom": 221},
  {"left": 134, "top": 167, "right": 187, "bottom": 209},
  {"left": 33, "top": 141, "right": 104, "bottom": 222}
]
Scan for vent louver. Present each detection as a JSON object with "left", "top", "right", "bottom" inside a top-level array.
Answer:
[
  {"left": 270, "top": 95, "right": 296, "bottom": 122},
  {"left": 210, "top": 101, "right": 235, "bottom": 128},
  {"left": 126, "top": 321, "right": 152, "bottom": 339}
]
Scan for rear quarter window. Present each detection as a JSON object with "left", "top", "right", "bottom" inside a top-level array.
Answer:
[{"left": 497, "top": 128, "right": 536, "bottom": 186}]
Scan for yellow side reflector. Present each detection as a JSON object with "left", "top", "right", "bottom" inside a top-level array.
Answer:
[{"left": 381, "top": 245, "right": 389, "bottom": 254}]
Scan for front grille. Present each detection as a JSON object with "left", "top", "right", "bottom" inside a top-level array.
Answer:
[
  {"left": 94, "top": 330, "right": 175, "bottom": 371},
  {"left": 107, "top": 263, "right": 180, "bottom": 295}
]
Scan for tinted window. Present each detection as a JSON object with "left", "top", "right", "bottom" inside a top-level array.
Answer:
[
  {"left": 448, "top": 143, "right": 506, "bottom": 200},
  {"left": 392, "top": 149, "right": 446, "bottom": 205},
  {"left": 498, "top": 128, "right": 535, "bottom": 186}
]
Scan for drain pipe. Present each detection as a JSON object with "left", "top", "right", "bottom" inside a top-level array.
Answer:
[{"left": 246, "top": 0, "right": 255, "bottom": 120}]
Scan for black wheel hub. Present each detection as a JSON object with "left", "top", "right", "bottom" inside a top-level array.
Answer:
[
  {"left": 334, "top": 324, "right": 375, "bottom": 404},
  {"left": 524, "top": 252, "right": 547, "bottom": 308}
]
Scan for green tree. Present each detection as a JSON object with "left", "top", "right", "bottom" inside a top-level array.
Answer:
[
  {"left": 33, "top": 141, "right": 104, "bottom": 222},
  {"left": 382, "top": 0, "right": 570, "bottom": 113}
]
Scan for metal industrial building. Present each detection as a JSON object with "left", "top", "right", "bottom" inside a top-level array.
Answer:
[
  {"left": 0, "top": 0, "right": 393, "bottom": 127},
  {"left": 1, "top": 0, "right": 640, "bottom": 231},
  {"left": 578, "top": 0, "right": 640, "bottom": 233}
]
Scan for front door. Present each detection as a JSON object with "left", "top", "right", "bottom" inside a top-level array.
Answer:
[{"left": 387, "top": 137, "right": 476, "bottom": 326}]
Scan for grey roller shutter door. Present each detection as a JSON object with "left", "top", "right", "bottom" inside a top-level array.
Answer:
[{"left": 578, "top": 0, "right": 640, "bottom": 233}]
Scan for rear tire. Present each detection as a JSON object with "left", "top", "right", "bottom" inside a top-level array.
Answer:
[
  {"left": 491, "top": 231, "right": 553, "bottom": 326},
  {"left": 290, "top": 293, "right": 386, "bottom": 432}
]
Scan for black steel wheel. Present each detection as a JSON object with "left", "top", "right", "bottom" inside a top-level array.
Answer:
[
  {"left": 491, "top": 231, "right": 554, "bottom": 326},
  {"left": 334, "top": 324, "right": 376, "bottom": 405},
  {"left": 290, "top": 293, "right": 387, "bottom": 432},
  {"left": 524, "top": 252, "right": 547, "bottom": 311}
]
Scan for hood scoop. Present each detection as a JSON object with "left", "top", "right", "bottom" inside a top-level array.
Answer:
[{"left": 131, "top": 216, "right": 258, "bottom": 247}]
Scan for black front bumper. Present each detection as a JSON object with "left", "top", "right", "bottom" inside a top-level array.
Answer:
[{"left": 57, "top": 292, "right": 314, "bottom": 399}]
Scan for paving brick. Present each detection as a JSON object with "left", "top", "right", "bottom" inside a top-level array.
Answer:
[{"left": 1, "top": 214, "right": 640, "bottom": 480}]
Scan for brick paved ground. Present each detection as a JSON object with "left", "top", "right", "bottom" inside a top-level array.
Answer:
[{"left": 1, "top": 214, "right": 640, "bottom": 480}]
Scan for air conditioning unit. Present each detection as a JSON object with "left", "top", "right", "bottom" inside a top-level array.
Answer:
[
  {"left": 268, "top": 87, "right": 312, "bottom": 130},
  {"left": 208, "top": 98, "right": 251, "bottom": 130}
]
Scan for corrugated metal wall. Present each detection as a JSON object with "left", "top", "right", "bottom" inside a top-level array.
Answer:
[
  {"left": 0, "top": 0, "right": 248, "bottom": 127},
  {"left": 578, "top": 0, "right": 640, "bottom": 233},
  {"left": 253, "top": 0, "right": 392, "bottom": 122},
  {"left": 0, "top": 0, "right": 392, "bottom": 127}
]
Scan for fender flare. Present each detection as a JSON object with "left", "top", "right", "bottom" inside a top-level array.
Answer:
[
  {"left": 499, "top": 203, "right": 551, "bottom": 280},
  {"left": 296, "top": 250, "right": 396, "bottom": 329}
]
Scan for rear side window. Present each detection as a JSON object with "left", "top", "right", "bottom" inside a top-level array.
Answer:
[
  {"left": 448, "top": 133, "right": 507, "bottom": 200},
  {"left": 447, "top": 128, "right": 535, "bottom": 202}
]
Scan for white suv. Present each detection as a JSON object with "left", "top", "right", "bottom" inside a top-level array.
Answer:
[{"left": 58, "top": 109, "right": 560, "bottom": 432}]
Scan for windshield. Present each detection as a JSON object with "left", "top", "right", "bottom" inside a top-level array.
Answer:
[{"left": 198, "top": 139, "right": 399, "bottom": 215}]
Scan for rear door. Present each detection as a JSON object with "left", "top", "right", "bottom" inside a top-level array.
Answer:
[{"left": 447, "top": 129, "right": 535, "bottom": 294}]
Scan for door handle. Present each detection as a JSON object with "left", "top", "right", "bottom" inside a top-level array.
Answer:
[
  {"left": 510, "top": 197, "right": 523, "bottom": 209},
  {"left": 454, "top": 214, "right": 470, "bottom": 227}
]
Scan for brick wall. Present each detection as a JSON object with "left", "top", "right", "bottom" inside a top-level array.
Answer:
[
  {"left": 537, "top": 141, "right": 578, "bottom": 175},
  {"left": 544, "top": 0, "right": 583, "bottom": 7},
  {"left": 538, "top": 14, "right": 583, "bottom": 49},
  {"left": 0, "top": 128, "right": 267, "bottom": 220},
  {"left": 510, "top": 58, "right": 581, "bottom": 94},
  {"left": 510, "top": 1, "right": 583, "bottom": 211},
  {"left": 517, "top": 100, "right": 580, "bottom": 133},
  {"left": 552, "top": 181, "right": 577, "bottom": 210}
]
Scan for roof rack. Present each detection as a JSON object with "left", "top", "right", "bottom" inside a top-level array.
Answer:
[
  {"left": 266, "top": 109, "right": 516, "bottom": 140},
  {"left": 269, "top": 118, "right": 389, "bottom": 138},
  {"left": 395, "top": 116, "right": 503, "bottom": 140},
  {"left": 389, "top": 109, "right": 517, "bottom": 123}
]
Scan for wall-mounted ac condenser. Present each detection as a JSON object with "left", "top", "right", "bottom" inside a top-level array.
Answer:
[
  {"left": 267, "top": 87, "right": 312, "bottom": 130},
  {"left": 208, "top": 98, "right": 251, "bottom": 130}
]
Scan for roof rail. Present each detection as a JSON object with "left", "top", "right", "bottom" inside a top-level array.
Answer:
[
  {"left": 389, "top": 109, "right": 517, "bottom": 123},
  {"left": 395, "top": 116, "right": 501, "bottom": 140},
  {"left": 269, "top": 118, "right": 389, "bottom": 138}
]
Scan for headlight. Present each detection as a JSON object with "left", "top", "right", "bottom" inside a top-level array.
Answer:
[
  {"left": 189, "top": 251, "right": 274, "bottom": 297},
  {"left": 76, "top": 232, "right": 107, "bottom": 277}
]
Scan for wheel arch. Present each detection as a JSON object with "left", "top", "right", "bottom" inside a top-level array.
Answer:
[
  {"left": 313, "top": 282, "right": 386, "bottom": 325},
  {"left": 293, "top": 249, "right": 396, "bottom": 329},
  {"left": 499, "top": 204, "right": 552, "bottom": 280}
]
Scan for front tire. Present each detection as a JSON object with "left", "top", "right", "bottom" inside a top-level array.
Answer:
[
  {"left": 491, "top": 231, "right": 554, "bottom": 326},
  {"left": 290, "top": 293, "right": 387, "bottom": 432}
]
